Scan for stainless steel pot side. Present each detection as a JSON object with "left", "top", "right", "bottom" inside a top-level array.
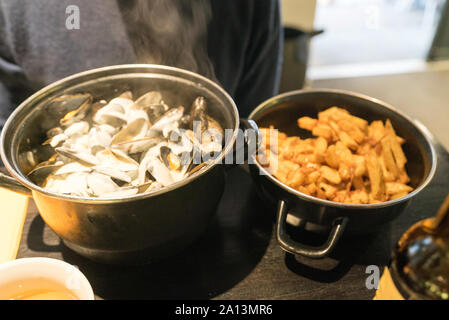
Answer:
[
  {"left": 248, "top": 89, "right": 437, "bottom": 259},
  {"left": 0, "top": 65, "right": 239, "bottom": 265}
]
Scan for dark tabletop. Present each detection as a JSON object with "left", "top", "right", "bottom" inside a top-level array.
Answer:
[{"left": 16, "top": 142, "right": 449, "bottom": 300}]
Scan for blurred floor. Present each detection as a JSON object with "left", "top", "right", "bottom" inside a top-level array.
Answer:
[{"left": 311, "top": 70, "right": 449, "bottom": 151}]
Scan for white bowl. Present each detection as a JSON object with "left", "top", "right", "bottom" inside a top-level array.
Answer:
[{"left": 0, "top": 257, "right": 94, "bottom": 300}]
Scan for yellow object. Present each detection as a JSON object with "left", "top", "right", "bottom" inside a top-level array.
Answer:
[
  {"left": 373, "top": 267, "right": 405, "bottom": 300},
  {"left": 0, "top": 188, "right": 29, "bottom": 263},
  {"left": 9, "top": 290, "right": 77, "bottom": 300}
]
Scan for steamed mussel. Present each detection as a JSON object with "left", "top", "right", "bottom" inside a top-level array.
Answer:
[{"left": 29, "top": 91, "right": 224, "bottom": 198}]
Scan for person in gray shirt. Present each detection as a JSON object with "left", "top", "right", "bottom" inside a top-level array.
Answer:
[{"left": 0, "top": 0, "right": 282, "bottom": 128}]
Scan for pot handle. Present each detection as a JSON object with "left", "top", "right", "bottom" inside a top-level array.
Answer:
[
  {"left": 233, "top": 119, "right": 261, "bottom": 164},
  {"left": 276, "top": 200, "right": 348, "bottom": 259},
  {"left": 0, "top": 172, "right": 32, "bottom": 196}
]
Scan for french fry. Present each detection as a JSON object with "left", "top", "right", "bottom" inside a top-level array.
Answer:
[
  {"left": 312, "top": 123, "right": 335, "bottom": 141},
  {"left": 350, "top": 190, "right": 369, "bottom": 204},
  {"left": 318, "top": 182, "right": 337, "bottom": 199},
  {"left": 385, "top": 182, "right": 413, "bottom": 195},
  {"left": 303, "top": 162, "right": 320, "bottom": 173},
  {"left": 338, "top": 131, "right": 358, "bottom": 150},
  {"left": 297, "top": 185, "right": 310, "bottom": 195},
  {"left": 381, "top": 137, "right": 399, "bottom": 179},
  {"left": 274, "top": 160, "right": 299, "bottom": 182},
  {"left": 348, "top": 115, "right": 369, "bottom": 132},
  {"left": 351, "top": 154, "right": 366, "bottom": 177},
  {"left": 286, "top": 170, "right": 305, "bottom": 188},
  {"left": 338, "top": 163, "right": 351, "bottom": 181},
  {"left": 306, "top": 183, "right": 317, "bottom": 195},
  {"left": 365, "top": 150, "right": 385, "bottom": 200},
  {"left": 325, "top": 145, "right": 340, "bottom": 168},
  {"left": 320, "top": 165, "right": 342, "bottom": 185},
  {"left": 378, "top": 155, "right": 396, "bottom": 182},
  {"left": 334, "top": 141, "right": 353, "bottom": 163},
  {"left": 294, "top": 153, "right": 318, "bottom": 165},
  {"left": 367, "top": 120, "right": 385, "bottom": 146},
  {"left": 318, "top": 106, "right": 350, "bottom": 122},
  {"left": 316, "top": 186, "right": 328, "bottom": 200},
  {"left": 293, "top": 142, "right": 315, "bottom": 154},
  {"left": 305, "top": 170, "right": 321, "bottom": 184},
  {"left": 398, "top": 170, "right": 410, "bottom": 184},
  {"left": 385, "top": 120, "right": 407, "bottom": 170},
  {"left": 352, "top": 176, "right": 366, "bottom": 192},
  {"left": 258, "top": 107, "right": 412, "bottom": 204},
  {"left": 297, "top": 116, "right": 317, "bottom": 131},
  {"left": 314, "top": 137, "right": 328, "bottom": 155},
  {"left": 390, "top": 191, "right": 409, "bottom": 200},
  {"left": 337, "top": 119, "right": 366, "bottom": 144},
  {"left": 333, "top": 190, "right": 349, "bottom": 203}
]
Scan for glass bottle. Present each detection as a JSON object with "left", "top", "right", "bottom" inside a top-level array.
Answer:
[{"left": 375, "top": 194, "right": 449, "bottom": 300}]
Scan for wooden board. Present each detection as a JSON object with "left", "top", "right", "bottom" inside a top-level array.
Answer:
[{"left": 0, "top": 189, "right": 29, "bottom": 263}]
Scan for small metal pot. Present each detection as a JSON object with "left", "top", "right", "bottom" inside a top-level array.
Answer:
[
  {"left": 248, "top": 89, "right": 437, "bottom": 259},
  {"left": 0, "top": 65, "right": 239, "bottom": 265}
]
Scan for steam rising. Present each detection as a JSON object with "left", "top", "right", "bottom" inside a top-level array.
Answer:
[{"left": 119, "top": 0, "right": 216, "bottom": 81}]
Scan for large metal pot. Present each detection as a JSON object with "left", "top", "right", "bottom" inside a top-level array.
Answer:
[
  {"left": 0, "top": 65, "right": 239, "bottom": 265},
  {"left": 248, "top": 89, "right": 437, "bottom": 259}
]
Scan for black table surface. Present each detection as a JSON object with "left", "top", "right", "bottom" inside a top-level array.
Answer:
[{"left": 16, "top": 142, "right": 449, "bottom": 300}]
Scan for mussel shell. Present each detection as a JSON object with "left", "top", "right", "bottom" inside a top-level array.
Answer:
[
  {"left": 190, "top": 96, "right": 207, "bottom": 119},
  {"left": 111, "top": 117, "right": 148, "bottom": 145},
  {"left": 93, "top": 166, "right": 132, "bottom": 183},
  {"left": 147, "top": 156, "right": 174, "bottom": 187},
  {"left": 87, "top": 173, "right": 119, "bottom": 196},
  {"left": 160, "top": 146, "right": 182, "bottom": 171},
  {"left": 55, "top": 147, "right": 99, "bottom": 167},
  {"left": 33, "top": 91, "right": 223, "bottom": 198},
  {"left": 150, "top": 106, "right": 184, "bottom": 132},
  {"left": 135, "top": 91, "right": 162, "bottom": 108},
  {"left": 58, "top": 94, "right": 93, "bottom": 126},
  {"left": 27, "top": 161, "right": 64, "bottom": 185},
  {"left": 113, "top": 136, "right": 162, "bottom": 154}
]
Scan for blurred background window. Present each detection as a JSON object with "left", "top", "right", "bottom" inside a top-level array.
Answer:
[{"left": 311, "top": 0, "right": 445, "bottom": 66}]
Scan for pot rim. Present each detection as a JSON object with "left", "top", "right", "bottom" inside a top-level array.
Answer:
[
  {"left": 248, "top": 88, "right": 437, "bottom": 210},
  {"left": 0, "top": 64, "right": 239, "bottom": 204}
]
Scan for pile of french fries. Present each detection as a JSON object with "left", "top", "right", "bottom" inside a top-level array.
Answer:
[{"left": 258, "top": 107, "right": 413, "bottom": 204}]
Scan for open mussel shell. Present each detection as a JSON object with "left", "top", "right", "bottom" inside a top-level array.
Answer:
[
  {"left": 92, "top": 97, "right": 131, "bottom": 127},
  {"left": 55, "top": 147, "right": 99, "bottom": 167},
  {"left": 53, "top": 162, "right": 92, "bottom": 176},
  {"left": 111, "top": 117, "right": 148, "bottom": 145},
  {"left": 27, "top": 160, "right": 64, "bottom": 186},
  {"left": 147, "top": 156, "right": 174, "bottom": 187},
  {"left": 191, "top": 96, "right": 207, "bottom": 119},
  {"left": 58, "top": 94, "right": 93, "bottom": 126},
  {"left": 46, "top": 127, "right": 63, "bottom": 138},
  {"left": 160, "top": 146, "right": 182, "bottom": 171},
  {"left": 87, "top": 173, "right": 119, "bottom": 196},
  {"left": 113, "top": 136, "right": 162, "bottom": 154},
  {"left": 43, "top": 133, "right": 68, "bottom": 148},
  {"left": 135, "top": 91, "right": 171, "bottom": 123},
  {"left": 186, "top": 161, "right": 209, "bottom": 177},
  {"left": 95, "top": 149, "right": 139, "bottom": 172},
  {"left": 135, "top": 91, "right": 162, "bottom": 108},
  {"left": 93, "top": 166, "right": 132, "bottom": 183},
  {"left": 119, "top": 91, "right": 133, "bottom": 100},
  {"left": 150, "top": 106, "right": 184, "bottom": 132},
  {"left": 109, "top": 148, "right": 140, "bottom": 167},
  {"left": 44, "top": 172, "right": 90, "bottom": 197}
]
